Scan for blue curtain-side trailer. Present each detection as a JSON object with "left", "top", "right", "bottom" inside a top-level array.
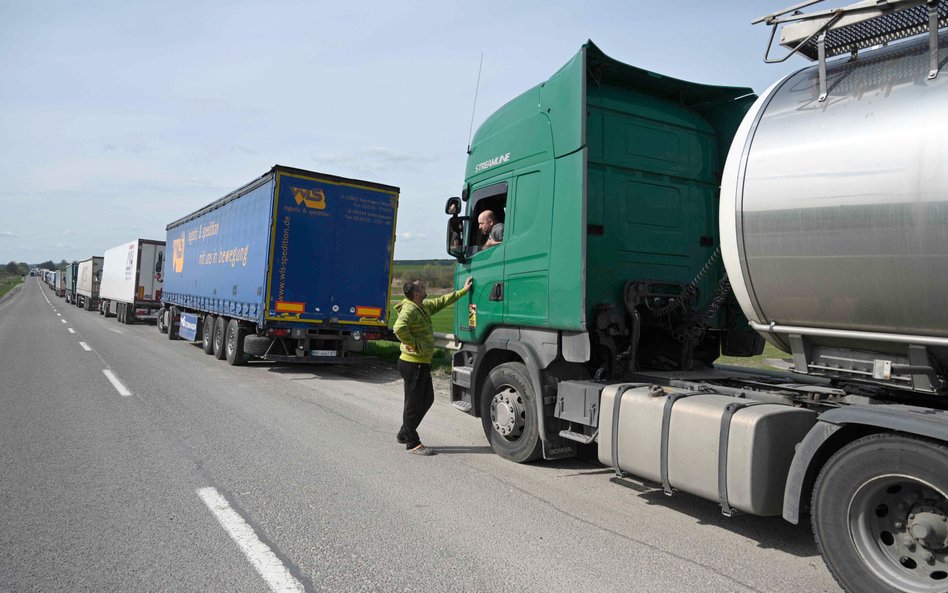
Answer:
[{"left": 159, "top": 165, "right": 399, "bottom": 366}]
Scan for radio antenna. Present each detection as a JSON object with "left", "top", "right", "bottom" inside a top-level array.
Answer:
[{"left": 466, "top": 53, "right": 484, "bottom": 155}]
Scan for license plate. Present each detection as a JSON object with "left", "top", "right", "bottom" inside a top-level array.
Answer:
[{"left": 311, "top": 350, "right": 337, "bottom": 357}]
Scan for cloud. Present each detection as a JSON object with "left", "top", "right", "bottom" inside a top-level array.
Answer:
[
  {"left": 100, "top": 143, "right": 158, "bottom": 157},
  {"left": 0, "top": 231, "right": 17, "bottom": 237},
  {"left": 362, "top": 146, "right": 427, "bottom": 164},
  {"left": 229, "top": 145, "right": 258, "bottom": 155},
  {"left": 398, "top": 232, "right": 428, "bottom": 240},
  {"left": 313, "top": 146, "right": 435, "bottom": 175}
]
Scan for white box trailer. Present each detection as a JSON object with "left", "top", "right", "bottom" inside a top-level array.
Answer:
[
  {"left": 99, "top": 239, "right": 165, "bottom": 324},
  {"left": 75, "top": 256, "right": 103, "bottom": 311}
]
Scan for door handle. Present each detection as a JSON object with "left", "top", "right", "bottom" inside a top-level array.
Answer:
[{"left": 489, "top": 282, "right": 504, "bottom": 302}]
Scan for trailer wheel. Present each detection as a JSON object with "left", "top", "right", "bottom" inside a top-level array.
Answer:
[
  {"left": 167, "top": 307, "right": 178, "bottom": 340},
  {"left": 812, "top": 433, "right": 948, "bottom": 593},
  {"left": 479, "top": 362, "right": 542, "bottom": 463},
  {"left": 157, "top": 307, "right": 168, "bottom": 334},
  {"left": 202, "top": 315, "right": 216, "bottom": 354},
  {"left": 225, "top": 319, "right": 246, "bottom": 366},
  {"left": 98, "top": 300, "right": 105, "bottom": 316},
  {"left": 212, "top": 316, "right": 227, "bottom": 360}
]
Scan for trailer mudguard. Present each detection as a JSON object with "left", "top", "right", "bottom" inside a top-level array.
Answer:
[{"left": 783, "top": 404, "right": 948, "bottom": 524}]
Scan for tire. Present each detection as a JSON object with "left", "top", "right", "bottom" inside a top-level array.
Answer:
[
  {"left": 167, "top": 307, "right": 178, "bottom": 340},
  {"left": 212, "top": 316, "right": 227, "bottom": 360},
  {"left": 119, "top": 304, "right": 126, "bottom": 323},
  {"left": 98, "top": 300, "right": 105, "bottom": 316},
  {"left": 812, "top": 434, "right": 948, "bottom": 593},
  {"left": 225, "top": 319, "right": 246, "bottom": 366},
  {"left": 156, "top": 307, "right": 168, "bottom": 334},
  {"left": 201, "top": 315, "right": 216, "bottom": 355},
  {"left": 479, "top": 362, "right": 542, "bottom": 463}
]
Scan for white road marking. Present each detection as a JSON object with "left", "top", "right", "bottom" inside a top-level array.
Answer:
[
  {"left": 68, "top": 328, "right": 75, "bottom": 334},
  {"left": 79, "top": 342, "right": 91, "bottom": 351},
  {"left": 61, "top": 319, "right": 67, "bottom": 324},
  {"left": 197, "top": 487, "right": 305, "bottom": 593},
  {"left": 108, "top": 328, "right": 123, "bottom": 334},
  {"left": 102, "top": 369, "right": 132, "bottom": 396},
  {"left": 57, "top": 313, "right": 61, "bottom": 317}
]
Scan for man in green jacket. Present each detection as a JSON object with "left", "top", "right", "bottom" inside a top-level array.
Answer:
[{"left": 392, "top": 276, "right": 473, "bottom": 455}]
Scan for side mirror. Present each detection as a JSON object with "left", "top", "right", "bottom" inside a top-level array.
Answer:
[
  {"left": 445, "top": 197, "right": 462, "bottom": 216},
  {"left": 446, "top": 217, "right": 465, "bottom": 262}
]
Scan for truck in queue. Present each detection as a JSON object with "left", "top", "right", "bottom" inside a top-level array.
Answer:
[
  {"left": 54, "top": 269, "right": 65, "bottom": 298},
  {"left": 99, "top": 239, "right": 166, "bottom": 324},
  {"left": 442, "top": 3, "right": 948, "bottom": 592},
  {"left": 75, "top": 256, "right": 103, "bottom": 311},
  {"left": 159, "top": 164, "right": 399, "bottom": 366},
  {"left": 63, "top": 261, "right": 78, "bottom": 304}
]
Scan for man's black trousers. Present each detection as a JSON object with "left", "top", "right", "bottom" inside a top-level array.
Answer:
[{"left": 397, "top": 360, "right": 434, "bottom": 449}]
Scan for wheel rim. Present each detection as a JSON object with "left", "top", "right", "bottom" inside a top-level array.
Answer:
[
  {"left": 848, "top": 474, "right": 948, "bottom": 592},
  {"left": 227, "top": 327, "right": 235, "bottom": 356},
  {"left": 489, "top": 385, "right": 525, "bottom": 442}
]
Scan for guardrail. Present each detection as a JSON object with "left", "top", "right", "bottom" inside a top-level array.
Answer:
[
  {"left": 433, "top": 332, "right": 460, "bottom": 350},
  {"left": 383, "top": 332, "right": 459, "bottom": 350}
]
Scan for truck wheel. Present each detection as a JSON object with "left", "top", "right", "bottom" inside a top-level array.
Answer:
[
  {"left": 479, "top": 362, "right": 542, "bottom": 463},
  {"left": 202, "top": 315, "right": 216, "bottom": 354},
  {"left": 225, "top": 319, "right": 246, "bottom": 366},
  {"left": 812, "top": 434, "right": 948, "bottom": 593},
  {"left": 119, "top": 304, "right": 126, "bottom": 323},
  {"left": 212, "top": 316, "right": 227, "bottom": 360},
  {"left": 167, "top": 307, "right": 178, "bottom": 340},
  {"left": 98, "top": 300, "right": 105, "bottom": 316},
  {"left": 157, "top": 307, "right": 168, "bottom": 334}
]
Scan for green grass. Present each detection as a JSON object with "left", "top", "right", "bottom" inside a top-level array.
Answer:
[
  {"left": 381, "top": 301, "right": 787, "bottom": 376},
  {"left": 366, "top": 340, "right": 453, "bottom": 375},
  {"left": 716, "top": 341, "right": 788, "bottom": 369},
  {"left": 371, "top": 334, "right": 787, "bottom": 378},
  {"left": 387, "top": 297, "right": 455, "bottom": 334},
  {"left": 379, "top": 291, "right": 458, "bottom": 376},
  {"left": 0, "top": 275, "right": 23, "bottom": 299}
]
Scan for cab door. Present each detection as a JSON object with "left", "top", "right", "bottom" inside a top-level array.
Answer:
[{"left": 455, "top": 181, "right": 508, "bottom": 343}]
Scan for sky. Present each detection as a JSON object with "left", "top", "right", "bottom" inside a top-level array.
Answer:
[{"left": 0, "top": 0, "right": 815, "bottom": 264}]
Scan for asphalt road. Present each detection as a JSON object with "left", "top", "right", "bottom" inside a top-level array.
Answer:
[{"left": 0, "top": 278, "right": 842, "bottom": 592}]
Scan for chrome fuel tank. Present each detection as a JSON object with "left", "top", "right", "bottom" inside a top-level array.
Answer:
[{"left": 721, "top": 31, "right": 948, "bottom": 352}]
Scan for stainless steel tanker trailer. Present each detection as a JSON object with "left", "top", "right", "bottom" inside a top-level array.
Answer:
[{"left": 444, "top": 2, "right": 948, "bottom": 592}]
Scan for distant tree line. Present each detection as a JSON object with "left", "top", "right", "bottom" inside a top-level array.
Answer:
[
  {"left": 1, "top": 260, "right": 70, "bottom": 278},
  {"left": 393, "top": 262, "right": 455, "bottom": 290},
  {"left": 3, "top": 261, "right": 30, "bottom": 277}
]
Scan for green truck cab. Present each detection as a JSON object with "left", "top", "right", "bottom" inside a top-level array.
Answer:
[{"left": 444, "top": 41, "right": 762, "bottom": 462}]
